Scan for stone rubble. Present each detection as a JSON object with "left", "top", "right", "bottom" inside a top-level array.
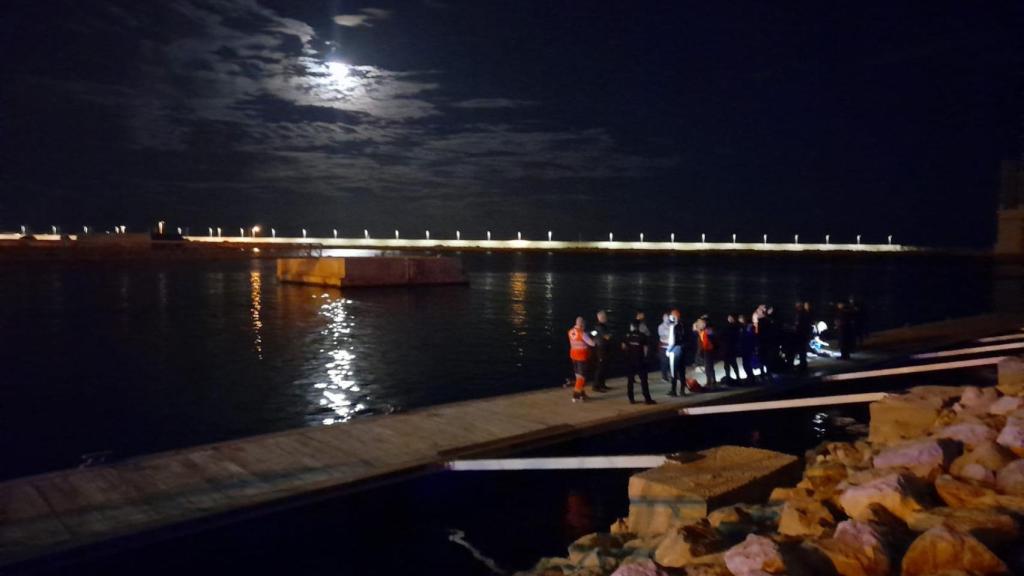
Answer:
[{"left": 517, "top": 357, "right": 1024, "bottom": 576}]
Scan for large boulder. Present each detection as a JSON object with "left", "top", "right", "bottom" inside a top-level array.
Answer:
[
  {"left": 723, "top": 534, "right": 786, "bottom": 576},
  {"left": 837, "top": 472, "right": 929, "bottom": 521},
  {"left": 653, "top": 520, "right": 725, "bottom": 568},
  {"left": 778, "top": 497, "right": 835, "bottom": 538},
  {"left": 801, "top": 462, "right": 848, "bottom": 499},
  {"left": 997, "top": 356, "right": 1024, "bottom": 397},
  {"left": 934, "top": 474, "right": 1001, "bottom": 509},
  {"left": 872, "top": 438, "right": 961, "bottom": 479},
  {"left": 609, "top": 518, "right": 632, "bottom": 536},
  {"left": 577, "top": 549, "right": 621, "bottom": 574},
  {"left": 809, "top": 441, "right": 873, "bottom": 468},
  {"left": 868, "top": 386, "right": 963, "bottom": 444},
  {"left": 626, "top": 446, "right": 799, "bottom": 535},
  {"left": 955, "top": 386, "right": 1001, "bottom": 414},
  {"left": 950, "top": 441, "right": 1016, "bottom": 486},
  {"left": 707, "top": 503, "right": 781, "bottom": 538},
  {"left": 906, "top": 506, "right": 1020, "bottom": 547},
  {"left": 810, "top": 520, "right": 891, "bottom": 576},
  {"left": 900, "top": 525, "right": 1009, "bottom": 576},
  {"left": 936, "top": 421, "right": 998, "bottom": 450},
  {"left": 568, "top": 533, "right": 628, "bottom": 565},
  {"left": 995, "top": 459, "right": 1024, "bottom": 495},
  {"left": 989, "top": 396, "right": 1024, "bottom": 416},
  {"left": 681, "top": 554, "right": 731, "bottom": 576},
  {"left": 996, "top": 414, "right": 1024, "bottom": 456},
  {"left": 768, "top": 486, "right": 813, "bottom": 503},
  {"left": 610, "top": 559, "right": 670, "bottom": 576}
]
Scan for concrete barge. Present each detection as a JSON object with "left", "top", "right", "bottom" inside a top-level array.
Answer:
[{"left": 275, "top": 256, "right": 467, "bottom": 288}]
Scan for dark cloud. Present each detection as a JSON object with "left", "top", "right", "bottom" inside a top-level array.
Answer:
[
  {"left": 2, "top": 0, "right": 1013, "bottom": 245},
  {"left": 449, "top": 98, "right": 537, "bottom": 109},
  {"left": 19, "top": 0, "right": 669, "bottom": 225},
  {"left": 333, "top": 7, "right": 392, "bottom": 27}
]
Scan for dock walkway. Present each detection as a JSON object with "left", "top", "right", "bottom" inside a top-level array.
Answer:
[
  {"left": 0, "top": 382, "right": 752, "bottom": 568},
  {"left": 2, "top": 312, "right": 1022, "bottom": 568}
]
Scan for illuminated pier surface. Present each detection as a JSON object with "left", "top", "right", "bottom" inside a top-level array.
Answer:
[
  {"left": 2, "top": 314, "right": 1020, "bottom": 568},
  {"left": 185, "top": 235, "right": 912, "bottom": 253}
]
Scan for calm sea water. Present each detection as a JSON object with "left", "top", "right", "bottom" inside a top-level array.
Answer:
[{"left": 0, "top": 252, "right": 1015, "bottom": 479}]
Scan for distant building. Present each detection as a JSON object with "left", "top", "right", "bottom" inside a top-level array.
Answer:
[{"left": 996, "top": 160, "right": 1024, "bottom": 255}]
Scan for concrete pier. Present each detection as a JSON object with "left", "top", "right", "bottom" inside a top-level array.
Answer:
[{"left": 189, "top": 235, "right": 912, "bottom": 254}]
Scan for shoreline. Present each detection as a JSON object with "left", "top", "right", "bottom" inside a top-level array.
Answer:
[{"left": 517, "top": 356, "right": 1024, "bottom": 576}]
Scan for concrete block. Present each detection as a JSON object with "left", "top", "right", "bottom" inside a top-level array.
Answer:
[{"left": 626, "top": 446, "right": 800, "bottom": 535}]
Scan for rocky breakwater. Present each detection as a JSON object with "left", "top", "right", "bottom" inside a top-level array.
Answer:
[{"left": 517, "top": 356, "right": 1024, "bottom": 576}]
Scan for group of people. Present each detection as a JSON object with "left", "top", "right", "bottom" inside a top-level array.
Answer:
[{"left": 566, "top": 298, "right": 866, "bottom": 403}]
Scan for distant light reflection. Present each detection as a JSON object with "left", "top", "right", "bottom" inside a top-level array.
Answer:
[
  {"left": 249, "top": 271, "right": 263, "bottom": 359},
  {"left": 508, "top": 271, "right": 529, "bottom": 366},
  {"left": 509, "top": 272, "right": 527, "bottom": 328}
]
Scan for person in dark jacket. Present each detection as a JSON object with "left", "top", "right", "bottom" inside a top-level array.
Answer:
[
  {"left": 848, "top": 296, "right": 866, "bottom": 345},
  {"left": 758, "top": 305, "right": 781, "bottom": 381},
  {"left": 737, "top": 313, "right": 758, "bottom": 383},
  {"left": 720, "top": 313, "right": 740, "bottom": 383},
  {"left": 795, "top": 301, "right": 813, "bottom": 371},
  {"left": 622, "top": 322, "right": 655, "bottom": 404},
  {"left": 592, "top": 309, "right": 613, "bottom": 391},
  {"left": 836, "top": 302, "right": 854, "bottom": 359}
]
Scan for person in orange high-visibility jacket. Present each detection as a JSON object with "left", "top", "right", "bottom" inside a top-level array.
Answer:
[
  {"left": 694, "top": 317, "right": 718, "bottom": 389},
  {"left": 568, "top": 316, "right": 596, "bottom": 402}
]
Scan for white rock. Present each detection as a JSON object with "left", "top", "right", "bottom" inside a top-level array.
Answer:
[
  {"left": 610, "top": 559, "right": 670, "bottom": 576},
  {"left": 936, "top": 421, "right": 997, "bottom": 449},
  {"left": 988, "top": 396, "right": 1024, "bottom": 416},
  {"left": 838, "top": 473, "right": 928, "bottom": 521},
  {"left": 996, "top": 416, "right": 1024, "bottom": 456},
  {"left": 872, "top": 438, "right": 960, "bottom": 479},
  {"left": 956, "top": 386, "right": 1000, "bottom": 413},
  {"left": 812, "top": 520, "right": 891, "bottom": 576},
  {"left": 995, "top": 459, "right": 1024, "bottom": 495},
  {"left": 723, "top": 534, "right": 785, "bottom": 576},
  {"left": 950, "top": 441, "right": 1016, "bottom": 486}
]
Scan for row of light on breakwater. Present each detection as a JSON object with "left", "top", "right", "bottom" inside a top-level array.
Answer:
[
  {"left": 200, "top": 225, "right": 896, "bottom": 245},
  {"left": 17, "top": 223, "right": 897, "bottom": 245}
]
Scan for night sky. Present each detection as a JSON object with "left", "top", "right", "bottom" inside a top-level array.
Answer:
[{"left": 1, "top": 1, "right": 1020, "bottom": 246}]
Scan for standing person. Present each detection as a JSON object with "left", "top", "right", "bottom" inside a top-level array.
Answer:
[
  {"left": 592, "top": 310, "right": 612, "bottom": 392},
  {"left": 720, "top": 313, "right": 740, "bottom": 383},
  {"left": 836, "top": 302, "right": 854, "bottom": 360},
  {"left": 737, "top": 313, "right": 757, "bottom": 383},
  {"left": 694, "top": 317, "right": 717, "bottom": 389},
  {"left": 622, "top": 322, "right": 655, "bottom": 404},
  {"left": 657, "top": 312, "right": 672, "bottom": 382},
  {"left": 848, "top": 296, "right": 866, "bottom": 346},
  {"left": 784, "top": 302, "right": 805, "bottom": 369},
  {"left": 568, "top": 316, "right": 595, "bottom": 402},
  {"left": 635, "top": 310, "right": 651, "bottom": 340},
  {"left": 759, "top": 305, "right": 780, "bottom": 381},
  {"left": 751, "top": 305, "right": 768, "bottom": 382},
  {"left": 667, "top": 309, "right": 687, "bottom": 396},
  {"left": 794, "top": 301, "right": 813, "bottom": 371}
]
